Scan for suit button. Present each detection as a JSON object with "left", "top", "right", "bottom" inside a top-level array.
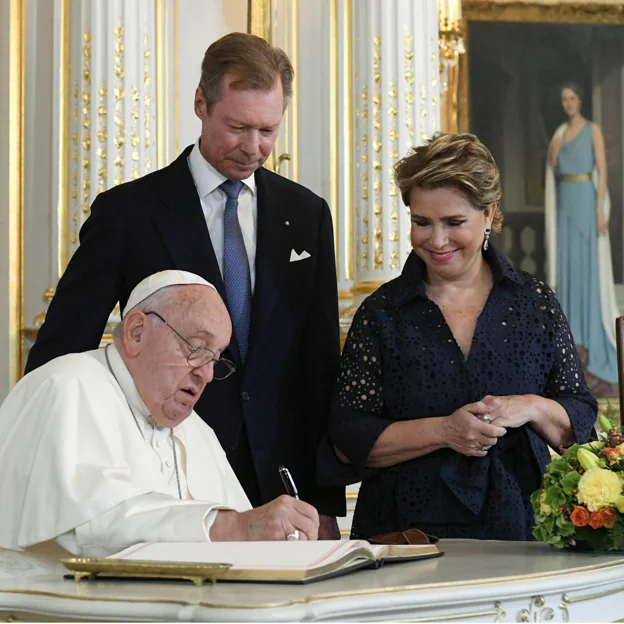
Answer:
[{"left": 242, "top": 391, "right": 250, "bottom": 401}]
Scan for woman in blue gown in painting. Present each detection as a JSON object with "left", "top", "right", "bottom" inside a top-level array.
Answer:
[{"left": 546, "top": 82, "right": 619, "bottom": 395}]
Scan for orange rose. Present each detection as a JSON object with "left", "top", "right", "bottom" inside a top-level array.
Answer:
[
  {"left": 604, "top": 447, "right": 623, "bottom": 465},
  {"left": 589, "top": 511, "right": 604, "bottom": 529},
  {"left": 570, "top": 505, "right": 590, "bottom": 527},
  {"left": 598, "top": 507, "right": 618, "bottom": 529}
]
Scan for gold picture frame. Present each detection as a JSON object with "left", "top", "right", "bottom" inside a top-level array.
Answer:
[
  {"left": 459, "top": 1, "right": 624, "bottom": 403},
  {"left": 459, "top": 1, "right": 624, "bottom": 134}
]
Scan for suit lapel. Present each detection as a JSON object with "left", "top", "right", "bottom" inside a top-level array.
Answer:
[
  {"left": 152, "top": 147, "right": 245, "bottom": 364},
  {"left": 153, "top": 156, "right": 287, "bottom": 368},
  {"left": 152, "top": 147, "right": 226, "bottom": 300},
  {"left": 248, "top": 169, "right": 291, "bottom": 357}
]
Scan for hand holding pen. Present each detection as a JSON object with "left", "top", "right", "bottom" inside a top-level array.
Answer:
[
  {"left": 211, "top": 466, "right": 318, "bottom": 541},
  {"left": 278, "top": 465, "right": 316, "bottom": 541}
]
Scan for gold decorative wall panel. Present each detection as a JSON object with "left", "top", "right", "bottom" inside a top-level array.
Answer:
[{"left": 8, "top": 0, "right": 25, "bottom": 385}]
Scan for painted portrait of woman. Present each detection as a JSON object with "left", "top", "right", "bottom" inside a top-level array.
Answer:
[{"left": 545, "top": 81, "right": 619, "bottom": 396}]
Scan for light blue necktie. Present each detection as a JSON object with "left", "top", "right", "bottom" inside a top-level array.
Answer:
[{"left": 221, "top": 180, "right": 252, "bottom": 363}]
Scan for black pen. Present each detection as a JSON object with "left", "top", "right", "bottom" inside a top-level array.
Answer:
[{"left": 278, "top": 465, "right": 300, "bottom": 499}]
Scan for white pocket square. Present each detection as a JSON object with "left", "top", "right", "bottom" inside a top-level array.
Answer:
[{"left": 290, "top": 249, "right": 311, "bottom": 262}]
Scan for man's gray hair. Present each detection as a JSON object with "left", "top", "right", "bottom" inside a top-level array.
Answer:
[{"left": 112, "top": 286, "right": 178, "bottom": 340}]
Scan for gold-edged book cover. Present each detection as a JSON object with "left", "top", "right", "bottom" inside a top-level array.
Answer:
[
  {"left": 61, "top": 557, "right": 232, "bottom": 587},
  {"left": 62, "top": 541, "right": 442, "bottom": 585}
]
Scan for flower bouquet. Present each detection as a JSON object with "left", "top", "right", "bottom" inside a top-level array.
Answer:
[{"left": 532, "top": 411, "right": 624, "bottom": 552}]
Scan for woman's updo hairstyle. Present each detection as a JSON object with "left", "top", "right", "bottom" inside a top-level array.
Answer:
[{"left": 394, "top": 132, "right": 503, "bottom": 234}]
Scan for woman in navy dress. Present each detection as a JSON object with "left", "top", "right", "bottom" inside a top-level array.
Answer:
[{"left": 319, "top": 133, "right": 597, "bottom": 541}]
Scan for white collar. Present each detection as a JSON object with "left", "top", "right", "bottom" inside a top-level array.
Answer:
[
  {"left": 188, "top": 139, "right": 256, "bottom": 199},
  {"left": 103, "top": 343, "right": 159, "bottom": 432}
]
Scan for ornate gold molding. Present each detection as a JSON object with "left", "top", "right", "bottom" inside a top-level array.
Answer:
[
  {"left": 518, "top": 595, "right": 569, "bottom": 622},
  {"left": 329, "top": 0, "right": 339, "bottom": 267},
  {"left": 173, "top": 0, "right": 179, "bottom": 156},
  {"left": 58, "top": 0, "right": 70, "bottom": 275},
  {"left": 393, "top": 602, "right": 506, "bottom": 623},
  {"left": 155, "top": 0, "right": 178, "bottom": 167},
  {"left": 562, "top": 584, "right": 624, "bottom": 604},
  {"left": 464, "top": 1, "right": 624, "bottom": 25},
  {"left": 154, "top": 0, "right": 179, "bottom": 164},
  {"left": 275, "top": 153, "right": 291, "bottom": 176},
  {"left": 344, "top": 0, "right": 354, "bottom": 282},
  {"left": 351, "top": 280, "right": 386, "bottom": 295},
  {"left": 248, "top": 0, "right": 272, "bottom": 40},
  {"left": 156, "top": 0, "right": 164, "bottom": 169},
  {"left": 9, "top": 0, "right": 25, "bottom": 385}
]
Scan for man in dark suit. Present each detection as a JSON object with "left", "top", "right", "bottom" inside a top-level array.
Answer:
[{"left": 26, "top": 32, "right": 344, "bottom": 538}]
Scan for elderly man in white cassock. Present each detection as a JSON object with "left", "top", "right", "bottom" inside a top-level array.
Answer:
[{"left": 0, "top": 271, "right": 319, "bottom": 558}]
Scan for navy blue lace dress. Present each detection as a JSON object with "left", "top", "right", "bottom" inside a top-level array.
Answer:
[{"left": 319, "top": 246, "right": 597, "bottom": 540}]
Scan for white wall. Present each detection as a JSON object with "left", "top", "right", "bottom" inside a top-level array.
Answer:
[
  {"left": 176, "top": 0, "right": 247, "bottom": 152},
  {"left": 296, "top": 0, "right": 330, "bottom": 200},
  {"left": 23, "top": 0, "right": 55, "bottom": 333}
]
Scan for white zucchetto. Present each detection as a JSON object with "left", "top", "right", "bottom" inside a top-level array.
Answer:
[{"left": 122, "top": 270, "right": 216, "bottom": 317}]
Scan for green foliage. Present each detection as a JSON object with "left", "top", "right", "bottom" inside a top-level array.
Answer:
[
  {"left": 599, "top": 413, "right": 616, "bottom": 434},
  {"left": 561, "top": 470, "right": 581, "bottom": 495},
  {"left": 532, "top": 434, "right": 624, "bottom": 552},
  {"left": 600, "top": 400, "right": 620, "bottom": 427},
  {"left": 555, "top": 514, "right": 575, "bottom": 537},
  {"left": 544, "top": 485, "right": 566, "bottom": 508}
]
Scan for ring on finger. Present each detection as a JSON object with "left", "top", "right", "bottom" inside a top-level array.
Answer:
[
  {"left": 286, "top": 529, "right": 300, "bottom": 541},
  {"left": 478, "top": 414, "right": 492, "bottom": 423},
  {"left": 481, "top": 444, "right": 492, "bottom": 452}
]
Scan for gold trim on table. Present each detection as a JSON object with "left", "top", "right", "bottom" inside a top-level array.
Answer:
[
  {"left": 392, "top": 600, "right": 506, "bottom": 623},
  {"left": 2, "top": 552, "right": 624, "bottom": 611},
  {"left": 562, "top": 585, "right": 624, "bottom": 604},
  {"left": 61, "top": 557, "right": 231, "bottom": 587},
  {"left": 0, "top": 552, "right": 609, "bottom": 610}
]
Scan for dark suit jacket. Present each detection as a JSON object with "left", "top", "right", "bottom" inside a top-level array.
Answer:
[{"left": 26, "top": 146, "right": 345, "bottom": 516}]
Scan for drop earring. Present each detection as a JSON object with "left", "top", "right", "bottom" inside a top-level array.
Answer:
[{"left": 483, "top": 226, "right": 492, "bottom": 251}]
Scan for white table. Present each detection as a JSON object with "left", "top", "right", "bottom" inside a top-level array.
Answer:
[{"left": 1, "top": 540, "right": 624, "bottom": 622}]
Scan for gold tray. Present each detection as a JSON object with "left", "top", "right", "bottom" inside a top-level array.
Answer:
[{"left": 62, "top": 557, "right": 232, "bottom": 587}]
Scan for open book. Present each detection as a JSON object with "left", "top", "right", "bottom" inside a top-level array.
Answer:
[{"left": 63, "top": 540, "right": 442, "bottom": 584}]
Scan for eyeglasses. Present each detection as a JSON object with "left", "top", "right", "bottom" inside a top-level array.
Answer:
[{"left": 144, "top": 311, "right": 236, "bottom": 380}]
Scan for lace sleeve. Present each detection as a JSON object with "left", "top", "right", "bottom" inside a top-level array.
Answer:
[
  {"left": 327, "top": 300, "right": 395, "bottom": 472},
  {"left": 542, "top": 285, "right": 598, "bottom": 443}
]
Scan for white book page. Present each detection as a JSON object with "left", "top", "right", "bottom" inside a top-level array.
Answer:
[{"left": 110, "top": 540, "right": 372, "bottom": 571}]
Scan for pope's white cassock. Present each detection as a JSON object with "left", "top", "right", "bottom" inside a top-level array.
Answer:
[{"left": 0, "top": 343, "right": 251, "bottom": 557}]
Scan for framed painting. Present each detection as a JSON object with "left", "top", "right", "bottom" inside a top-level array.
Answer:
[{"left": 461, "top": 1, "right": 624, "bottom": 401}]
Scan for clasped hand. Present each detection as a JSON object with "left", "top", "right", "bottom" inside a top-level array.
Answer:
[
  {"left": 481, "top": 394, "right": 538, "bottom": 429},
  {"left": 444, "top": 395, "right": 539, "bottom": 457},
  {"left": 443, "top": 401, "right": 506, "bottom": 457}
]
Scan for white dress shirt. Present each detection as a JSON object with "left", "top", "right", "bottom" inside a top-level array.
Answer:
[{"left": 187, "top": 140, "right": 257, "bottom": 291}]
